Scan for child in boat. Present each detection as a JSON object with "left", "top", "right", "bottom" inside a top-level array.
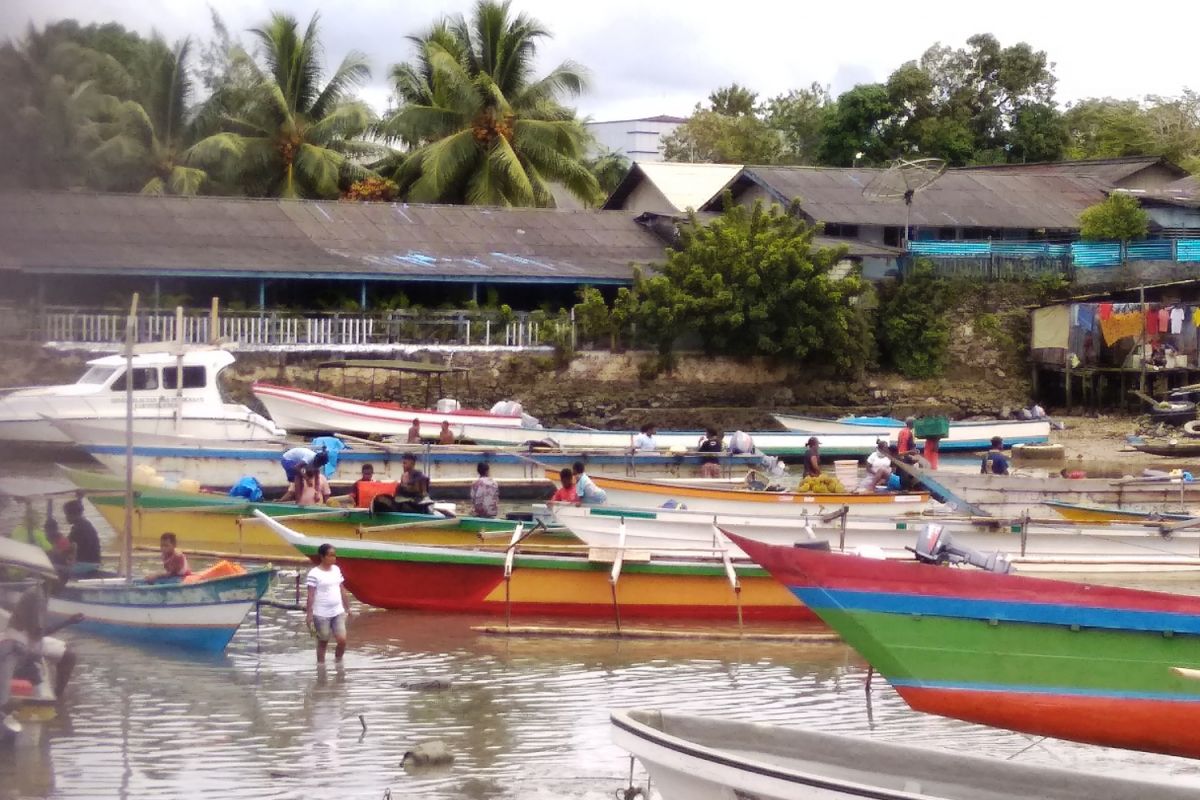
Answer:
[
  {"left": 980, "top": 437, "right": 1010, "bottom": 475},
  {"left": 145, "top": 533, "right": 191, "bottom": 583},
  {"left": 549, "top": 468, "right": 579, "bottom": 504},
  {"left": 294, "top": 463, "right": 331, "bottom": 506},
  {"left": 572, "top": 462, "right": 607, "bottom": 505},
  {"left": 438, "top": 420, "right": 455, "bottom": 445}
]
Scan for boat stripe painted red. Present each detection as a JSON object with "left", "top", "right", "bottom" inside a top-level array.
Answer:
[{"left": 252, "top": 383, "right": 522, "bottom": 423}]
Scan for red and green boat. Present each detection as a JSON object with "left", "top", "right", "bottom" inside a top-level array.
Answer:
[
  {"left": 256, "top": 512, "right": 813, "bottom": 622},
  {"left": 726, "top": 530, "right": 1200, "bottom": 760}
]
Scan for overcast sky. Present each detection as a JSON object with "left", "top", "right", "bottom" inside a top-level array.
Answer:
[{"left": 2, "top": 0, "right": 1196, "bottom": 119}]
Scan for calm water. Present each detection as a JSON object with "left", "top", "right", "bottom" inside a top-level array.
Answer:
[{"left": 5, "top": 457, "right": 1200, "bottom": 799}]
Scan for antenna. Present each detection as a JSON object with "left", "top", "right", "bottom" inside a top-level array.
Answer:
[{"left": 862, "top": 157, "right": 947, "bottom": 249}]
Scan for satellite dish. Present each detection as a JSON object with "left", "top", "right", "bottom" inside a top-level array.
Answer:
[{"left": 862, "top": 157, "right": 947, "bottom": 249}]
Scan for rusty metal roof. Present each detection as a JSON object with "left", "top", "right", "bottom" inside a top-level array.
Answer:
[
  {"left": 709, "top": 166, "right": 1110, "bottom": 230},
  {"left": 0, "top": 192, "right": 669, "bottom": 284},
  {"left": 956, "top": 156, "right": 1188, "bottom": 187}
]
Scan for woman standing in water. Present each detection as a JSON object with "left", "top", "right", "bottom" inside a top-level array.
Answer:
[{"left": 305, "top": 544, "right": 352, "bottom": 663}]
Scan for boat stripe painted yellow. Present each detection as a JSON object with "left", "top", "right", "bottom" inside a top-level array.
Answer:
[{"left": 575, "top": 472, "right": 929, "bottom": 506}]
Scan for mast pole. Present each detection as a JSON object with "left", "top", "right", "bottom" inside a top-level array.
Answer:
[{"left": 121, "top": 293, "right": 139, "bottom": 579}]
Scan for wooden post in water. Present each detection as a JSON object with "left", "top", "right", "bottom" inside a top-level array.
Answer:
[{"left": 121, "top": 293, "right": 139, "bottom": 579}]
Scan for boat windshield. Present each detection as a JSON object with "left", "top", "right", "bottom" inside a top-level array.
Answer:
[{"left": 77, "top": 366, "right": 119, "bottom": 385}]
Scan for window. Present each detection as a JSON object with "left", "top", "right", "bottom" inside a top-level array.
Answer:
[
  {"left": 162, "top": 366, "right": 207, "bottom": 390},
  {"left": 110, "top": 368, "right": 159, "bottom": 391},
  {"left": 77, "top": 366, "right": 118, "bottom": 385},
  {"left": 823, "top": 224, "right": 860, "bottom": 238},
  {"left": 883, "top": 227, "right": 901, "bottom": 247}
]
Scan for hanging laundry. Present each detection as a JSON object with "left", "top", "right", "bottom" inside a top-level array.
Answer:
[
  {"left": 1159, "top": 307, "right": 1170, "bottom": 332},
  {"left": 1100, "top": 311, "right": 1145, "bottom": 346},
  {"left": 1076, "top": 304, "right": 1097, "bottom": 333},
  {"left": 1192, "top": 307, "right": 1200, "bottom": 327},
  {"left": 1098, "top": 303, "right": 1114, "bottom": 321},
  {"left": 1171, "top": 306, "right": 1185, "bottom": 334},
  {"left": 1146, "top": 308, "right": 1159, "bottom": 337}
]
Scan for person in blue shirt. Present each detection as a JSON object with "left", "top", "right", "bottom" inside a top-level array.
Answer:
[
  {"left": 980, "top": 437, "right": 1010, "bottom": 476},
  {"left": 572, "top": 462, "right": 607, "bottom": 504}
]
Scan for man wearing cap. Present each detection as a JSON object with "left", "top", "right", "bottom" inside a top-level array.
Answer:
[{"left": 803, "top": 437, "right": 822, "bottom": 478}]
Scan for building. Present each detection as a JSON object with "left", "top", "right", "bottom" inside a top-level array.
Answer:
[
  {"left": 604, "top": 162, "right": 743, "bottom": 215},
  {"left": 585, "top": 115, "right": 686, "bottom": 162},
  {"left": 0, "top": 192, "right": 671, "bottom": 311}
]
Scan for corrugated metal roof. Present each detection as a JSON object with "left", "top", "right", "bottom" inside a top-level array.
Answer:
[
  {"left": 957, "top": 156, "right": 1186, "bottom": 187},
  {"left": 711, "top": 166, "right": 1109, "bottom": 229},
  {"left": 0, "top": 192, "right": 669, "bottom": 283}
]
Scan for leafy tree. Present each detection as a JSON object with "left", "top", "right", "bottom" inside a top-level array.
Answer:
[
  {"left": 1079, "top": 193, "right": 1150, "bottom": 241},
  {"left": 877, "top": 262, "right": 950, "bottom": 378},
  {"left": 661, "top": 108, "right": 782, "bottom": 164},
  {"left": 622, "top": 196, "right": 870, "bottom": 370},
  {"left": 189, "top": 12, "right": 376, "bottom": 198},
  {"left": 585, "top": 146, "right": 630, "bottom": 197},
  {"left": 573, "top": 286, "right": 612, "bottom": 347},
  {"left": 382, "top": 0, "right": 599, "bottom": 207},
  {"left": 1063, "top": 98, "right": 1155, "bottom": 159},
  {"left": 708, "top": 83, "right": 758, "bottom": 117},
  {"left": 764, "top": 83, "right": 831, "bottom": 164},
  {"left": 817, "top": 83, "right": 895, "bottom": 166}
]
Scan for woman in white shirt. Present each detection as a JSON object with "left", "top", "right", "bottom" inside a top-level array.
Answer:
[
  {"left": 305, "top": 544, "right": 352, "bottom": 663},
  {"left": 859, "top": 440, "right": 893, "bottom": 493}
]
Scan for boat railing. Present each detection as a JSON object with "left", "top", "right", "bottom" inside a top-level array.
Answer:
[{"left": 19, "top": 305, "right": 564, "bottom": 351}]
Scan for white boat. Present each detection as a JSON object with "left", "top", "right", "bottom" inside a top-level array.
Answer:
[
  {"left": 251, "top": 359, "right": 537, "bottom": 437},
  {"left": 611, "top": 709, "right": 1200, "bottom": 800},
  {"left": 0, "top": 348, "right": 285, "bottom": 446},
  {"left": 552, "top": 504, "right": 1200, "bottom": 574},
  {"left": 773, "top": 413, "right": 1051, "bottom": 451},
  {"left": 459, "top": 423, "right": 878, "bottom": 457},
  {"left": 932, "top": 472, "right": 1200, "bottom": 516},
  {"left": 583, "top": 473, "right": 931, "bottom": 518}
]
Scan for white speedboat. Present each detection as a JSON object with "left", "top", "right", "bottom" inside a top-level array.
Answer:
[
  {"left": 772, "top": 413, "right": 1051, "bottom": 450},
  {"left": 0, "top": 349, "right": 285, "bottom": 446},
  {"left": 611, "top": 709, "right": 1200, "bottom": 800}
]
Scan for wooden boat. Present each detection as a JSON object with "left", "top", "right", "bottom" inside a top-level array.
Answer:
[
  {"left": 1046, "top": 499, "right": 1192, "bottom": 524},
  {"left": 256, "top": 512, "right": 813, "bottom": 621},
  {"left": 253, "top": 360, "right": 536, "bottom": 438},
  {"left": 62, "top": 466, "right": 571, "bottom": 560},
  {"left": 583, "top": 473, "right": 931, "bottom": 518},
  {"left": 930, "top": 472, "right": 1200, "bottom": 517},
  {"left": 611, "top": 709, "right": 1200, "bottom": 800},
  {"left": 1129, "top": 437, "right": 1200, "bottom": 457},
  {"left": 58, "top": 425, "right": 765, "bottom": 487},
  {"left": 48, "top": 567, "right": 274, "bottom": 652},
  {"left": 554, "top": 504, "right": 1200, "bottom": 575},
  {"left": 0, "top": 348, "right": 285, "bottom": 446},
  {"left": 772, "top": 413, "right": 1051, "bottom": 451},
  {"left": 727, "top": 530, "right": 1200, "bottom": 759},
  {"left": 458, "top": 423, "right": 878, "bottom": 457}
]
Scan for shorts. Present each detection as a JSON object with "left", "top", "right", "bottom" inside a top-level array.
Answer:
[
  {"left": 700, "top": 463, "right": 721, "bottom": 479},
  {"left": 313, "top": 614, "right": 347, "bottom": 642}
]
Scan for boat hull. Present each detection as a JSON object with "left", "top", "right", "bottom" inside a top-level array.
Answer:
[
  {"left": 48, "top": 568, "right": 274, "bottom": 652},
  {"left": 935, "top": 473, "right": 1200, "bottom": 517},
  {"left": 261, "top": 518, "right": 811, "bottom": 621},
  {"left": 555, "top": 505, "right": 1200, "bottom": 575},
  {"left": 772, "top": 414, "right": 1051, "bottom": 451},
  {"left": 588, "top": 474, "right": 930, "bottom": 519},
  {"left": 252, "top": 383, "right": 526, "bottom": 436},
  {"left": 728, "top": 534, "right": 1200, "bottom": 759}
]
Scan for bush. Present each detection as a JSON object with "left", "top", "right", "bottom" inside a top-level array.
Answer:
[{"left": 877, "top": 262, "right": 950, "bottom": 378}]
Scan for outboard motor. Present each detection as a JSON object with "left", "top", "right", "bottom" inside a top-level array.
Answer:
[{"left": 912, "top": 524, "right": 1013, "bottom": 574}]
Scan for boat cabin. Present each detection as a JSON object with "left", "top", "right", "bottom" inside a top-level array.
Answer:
[
  {"left": 315, "top": 360, "right": 472, "bottom": 411},
  {"left": 47, "top": 349, "right": 236, "bottom": 407}
]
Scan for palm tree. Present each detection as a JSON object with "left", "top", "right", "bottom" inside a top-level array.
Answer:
[
  {"left": 383, "top": 0, "right": 599, "bottom": 207},
  {"left": 85, "top": 38, "right": 209, "bottom": 194},
  {"left": 188, "top": 12, "right": 376, "bottom": 198}
]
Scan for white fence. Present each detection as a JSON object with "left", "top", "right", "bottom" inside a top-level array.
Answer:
[{"left": 30, "top": 307, "right": 565, "bottom": 349}]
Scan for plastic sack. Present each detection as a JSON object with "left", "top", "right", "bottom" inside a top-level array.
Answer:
[
  {"left": 310, "top": 436, "right": 346, "bottom": 476},
  {"left": 490, "top": 400, "right": 525, "bottom": 418},
  {"left": 228, "top": 476, "right": 263, "bottom": 502},
  {"left": 728, "top": 431, "right": 755, "bottom": 455}
]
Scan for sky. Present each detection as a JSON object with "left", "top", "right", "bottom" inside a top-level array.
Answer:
[{"left": 1, "top": 0, "right": 1196, "bottom": 120}]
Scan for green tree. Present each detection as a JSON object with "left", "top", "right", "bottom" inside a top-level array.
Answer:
[
  {"left": 622, "top": 196, "right": 870, "bottom": 369},
  {"left": 877, "top": 262, "right": 950, "bottom": 378},
  {"left": 817, "top": 83, "right": 896, "bottom": 166},
  {"left": 383, "top": 0, "right": 599, "bottom": 207},
  {"left": 189, "top": 12, "right": 376, "bottom": 198},
  {"left": 574, "top": 286, "right": 612, "bottom": 347},
  {"left": 585, "top": 146, "right": 630, "bottom": 197},
  {"left": 707, "top": 83, "right": 758, "bottom": 117},
  {"left": 764, "top": 83, "right": 831, "bottom": 164},
  {"left": 1063, "top": 98, "right": 1155, "bottom": 159},
  {"left": 1079, "top": 193, "right": 1150, "bottom": 241}
]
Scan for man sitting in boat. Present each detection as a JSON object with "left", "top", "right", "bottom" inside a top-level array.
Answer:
[
  {"left": 438, "top": 421, "right": 455, "bottom": 445},
  {"left": 348, "top": 464, "right": 375, "bottom": 507},
  {"left": 407, "top": 418, "right": 421, "bottom": 444},
  {"left": 1, "top": 583, "right": 80, "bottom": 730},
  {"left": 572, "top": 462, "right": 607, "bottom": 505},
  {"left": 62, "top": 500, "right": 101, "bottom": 578},
  {"left": 980, "top": 437, "right": 1010, "bottom": 476},
  {"left": 632, "top": 424, "right": 658, "bottom": 452},
  {"left": 144, "top": 533, "right": 191, "bottom": 583},
  {"left": 697, "top": 428, "right": 723, "bottom": 479}
]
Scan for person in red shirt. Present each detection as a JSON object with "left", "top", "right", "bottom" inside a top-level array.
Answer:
[
  {"left": 896, "top": 417, "right": 918, "bottom": 455},
  {"left": 145, "top": 533, "right": 190, "bottom": 583},
  {"left": 549, "top": 468, "right": 579, "bottom": 504}
]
